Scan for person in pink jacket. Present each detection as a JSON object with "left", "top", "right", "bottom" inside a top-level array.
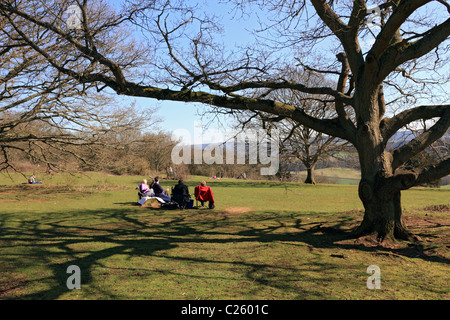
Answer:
[{"left": 138, "top": 179, "right": 153, "bottom": 197}]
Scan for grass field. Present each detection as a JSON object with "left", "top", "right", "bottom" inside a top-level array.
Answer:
[
  {"left": 295, "top": 168, "right": 362, "bottom": 185},
  {"left": 0, "top": 171, "right": 448, "bottom": 300}
]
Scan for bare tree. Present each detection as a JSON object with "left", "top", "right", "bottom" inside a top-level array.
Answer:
[
  {"left": 235, "top": 69, "right": 354, "bottom": 184},
  {"left": 0, "top": 0, "right": 150, "bottom": 174},
  {"left": 280, "top": 121, "right": 353, "bottom": 184},
  {"left": 1, "top": 0, "right": 448, "bottom": 241},
  {"left": 137, "top": 131, "right": 177, "bottom": 173}
]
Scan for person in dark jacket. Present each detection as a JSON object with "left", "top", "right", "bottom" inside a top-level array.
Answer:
[
  {"left": 171, "top": 178, "right": 190, "bottom": 209},
  {"left": 152, "top": 177, "right": 171, "bottom": 202}
]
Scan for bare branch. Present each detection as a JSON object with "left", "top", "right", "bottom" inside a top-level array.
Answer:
[
  {"left": 370, "top": 0, "right": 431, "bottom": 59},
  {"left": 414, "top": 157, "right": 450, "bottom": 186},
  {"left": 310, "top": 0, "right": 364, "bottom": 73},
  {"left": 391, "top": 108, "right": 450, "bottom": 169},
  {"left": 381, "top": 104, "right": 450, "bottom": 141}
]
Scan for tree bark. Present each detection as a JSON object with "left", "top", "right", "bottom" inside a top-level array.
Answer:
[
  {"left": 351, "top": 83, "right": 413, "bottom": 241},
  {"left": 356, "top": 178, "right": 411, "bottom": 241}
]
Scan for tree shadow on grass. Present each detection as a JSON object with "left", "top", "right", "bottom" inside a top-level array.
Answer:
[
  {"left": 0, "top": 207, "right": 447, "bottom": 299},
  {"left": 241, "top": 214, "right": 449, "bottom": 264},
  {"left": 114, "top": 201, "right": 142, "bottom": 206}
]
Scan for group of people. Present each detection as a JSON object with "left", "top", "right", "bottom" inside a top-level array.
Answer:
[{"left": 138, "top": 177, "right": 215, "bottom": 209}]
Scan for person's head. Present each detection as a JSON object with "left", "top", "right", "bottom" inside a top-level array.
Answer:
[
  {"left": 154, "top": 176, "right": 159, "bottom": 183},
  {"left": 200, "top": 181, "right": 206, "bottom": 186},
  {"left": 142, "top": 179, "right": 147, "bottom": 185},
  {"left": 178, "top": 178, "right": 184, "bottom": 184}
]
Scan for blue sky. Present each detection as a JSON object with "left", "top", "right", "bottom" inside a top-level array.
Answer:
[
  {"left": 113, "top": 0, "right": 449, "bottom": 144},
  {"left": 134, "top": 97, "right": 224, "bottom": 144},
  {"left": 128, "top": 1, "right": 259, "bottom": 144}
]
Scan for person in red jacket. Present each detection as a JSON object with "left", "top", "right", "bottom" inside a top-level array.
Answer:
[{"left": 194, "top": 181, "right": 215, "bottom": 209}]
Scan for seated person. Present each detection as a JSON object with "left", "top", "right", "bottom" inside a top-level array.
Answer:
[
  {"left": 171, "top": 178, "right": 190, "bottom": 209},
  {"left": 138, "top": 179, "right": 154, "bottom": 198},
  {"left": 194, "top": 181, "right": 215, "bottom": 209},
  {"left": 28, "top": 175, "right": 41, "bottom": 184},
  {"left": 152, "top": 177, "right": 171, "bottom": 202}
]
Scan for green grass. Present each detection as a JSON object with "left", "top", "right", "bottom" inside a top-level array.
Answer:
[
  {"left": 294, "top": 168, "right": 361, "bottom": 184},
  {"left": 0, "top": 172, "right": 448, "bottom": 300}
]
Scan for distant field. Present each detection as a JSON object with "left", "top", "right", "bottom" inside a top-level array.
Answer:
[
  {"left": 0, "top": 171, "right": 448, "bottom": 300},
  {"left": 295, "top": 168, "right": 361, "bottom": 185},
  {"left": 295, "top": 168, "right": 449, "bottom": 187}
]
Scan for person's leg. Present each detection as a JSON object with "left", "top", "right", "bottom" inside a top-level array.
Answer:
[
  {"left": 181, "top": 196, "right": 190, "bottom": 209},
  {"left": 157, "top": 193, "right": 171, "bottom": 202},
  {"left": 172, "top": 195, "right": 183, "bottom": 208}
]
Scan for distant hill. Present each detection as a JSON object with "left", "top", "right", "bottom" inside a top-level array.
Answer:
[
  {"left": 387, "top": 130, "right": 449, "bottom": 150},
  {"left": 189, "top": 130, "right": 449, "bottom": 151}
]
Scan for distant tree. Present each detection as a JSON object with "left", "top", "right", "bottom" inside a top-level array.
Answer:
[
  {"left": 237, "top": 70, "right": 354, "bottom": 184},
  {"left": 138, "top": 131, "right": 177, "bottom": 173}
]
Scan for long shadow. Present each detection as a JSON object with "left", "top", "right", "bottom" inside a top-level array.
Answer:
[
  {"left": 0, "top": 206, "right": 447, "bottom": 299},
  {"left": 237, "top": 215, "right": 450, "bottom": 264},
  {"left": 0, "top": 210, "right": 179, "bottom": 299}
]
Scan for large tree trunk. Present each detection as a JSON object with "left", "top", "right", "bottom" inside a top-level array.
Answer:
[
  {"left": 352, "top": 84, "right": 412, "bottom": 241},
  {"left": 355, "top": 178, "right": 411, "bottom": 241}
]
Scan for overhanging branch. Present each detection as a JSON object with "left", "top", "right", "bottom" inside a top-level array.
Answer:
[{"left": 123, "top": 81, "right": 352, "bottom": 142}]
